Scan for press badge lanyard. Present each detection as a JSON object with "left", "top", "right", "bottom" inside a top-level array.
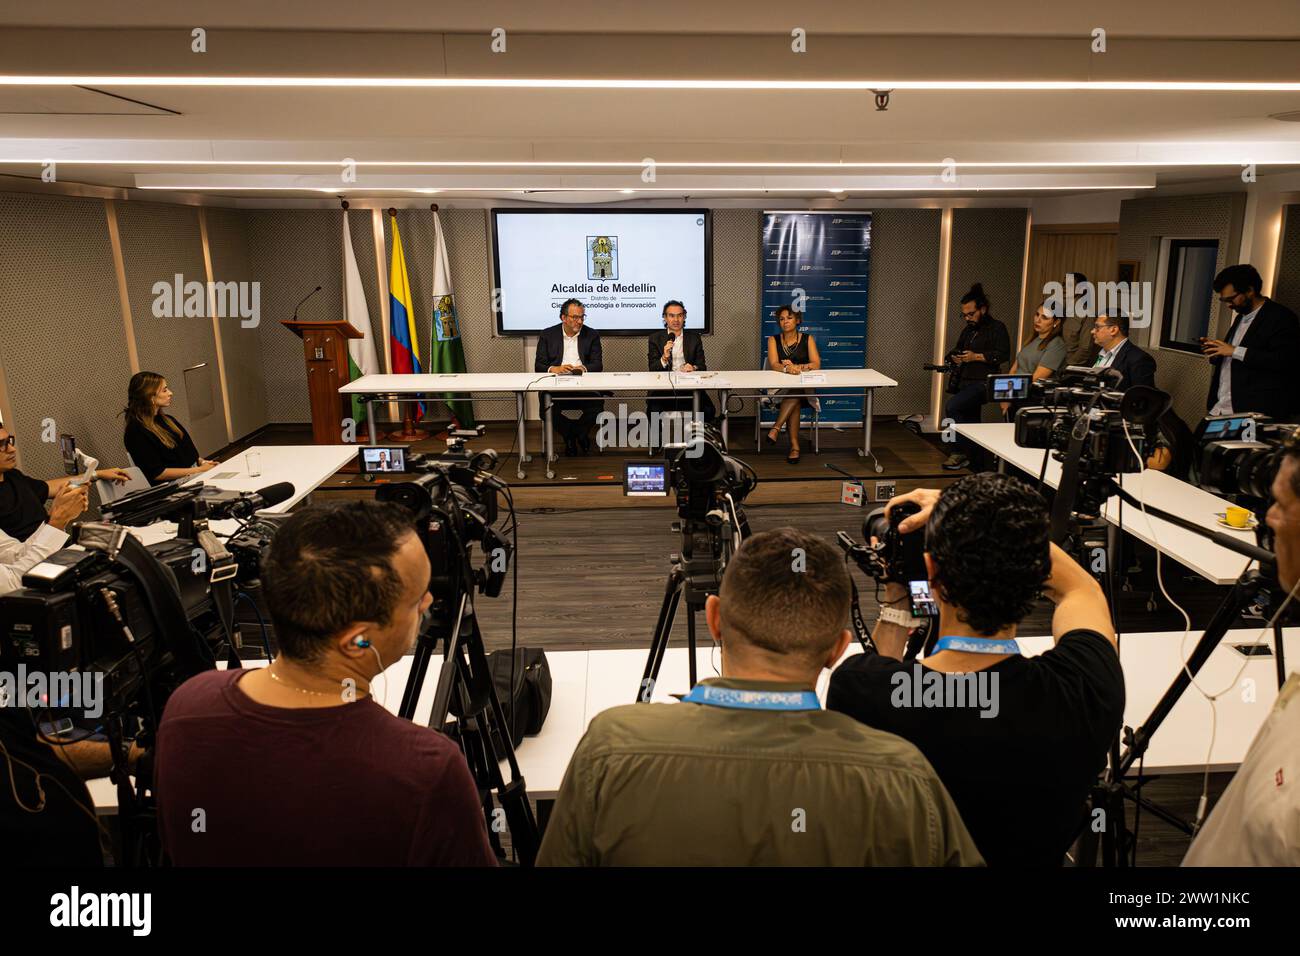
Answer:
[
  {"left": 931, "top": 635, "right": 1022, "bottom": 656},
  {"left": 678, "top": 684, "right": 822, "bottom": 711}
]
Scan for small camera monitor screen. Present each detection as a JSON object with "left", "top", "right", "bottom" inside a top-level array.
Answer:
[
  {"left": 909, "top": 580, "right": 940, "bottom": 618},
  {"left": 58, "top": 434, "right": 77, "bottom": 475},
  {"left": 1204, "top": 416, "right": 1252, "bottom": 441},
  {"left": 990, "top": 375, "right": 1031, "bottom": 402},
  {"left": 359, "top": 446, "right": 406, "bottom": 474},
  {"left": 624, "top": 460, "right": 668, "bottom": 497}
]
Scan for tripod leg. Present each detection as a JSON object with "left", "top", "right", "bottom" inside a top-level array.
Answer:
[
  {"left": 686, "top": 603, "right": 699, "bottom": 688},
  {"left": 638, "top": 569, "right": 683, "bottom": 702},
  {"left": 1119, "top": 573, "right": 1263, "bottom": 776},
  {"left": 398, "top": 626, "right": 441, "bottom": 721},
  {"left": 1275, "top": 621, "right": 1288, "bottom": 691}
]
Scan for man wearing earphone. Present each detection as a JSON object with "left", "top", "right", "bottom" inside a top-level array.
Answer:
[{"left": 154, "top": 501, "right": 497, "bottom": 866}]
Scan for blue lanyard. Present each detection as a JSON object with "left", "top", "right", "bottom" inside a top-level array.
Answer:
[
  {"left": 931, "top": 635, "right": 1022, "bottom": 656},
  {"left": 679, "top": 684, "right": 821, "bottom": 711}
]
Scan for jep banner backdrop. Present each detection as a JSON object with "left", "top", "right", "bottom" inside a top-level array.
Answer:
[{"left": 760, "top": 212, "right": 871, "bottom": 425}]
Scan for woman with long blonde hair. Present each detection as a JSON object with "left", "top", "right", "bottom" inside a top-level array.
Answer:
[
  {"left": 1000, "top": 301, "right": 1068, "bottom": 419},
  {"left": 122, "top": 372, "right": 217, "bottom": 485}
]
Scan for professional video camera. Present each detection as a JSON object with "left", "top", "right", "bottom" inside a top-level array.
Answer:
[
  {"left": 1006, "top": 366, "right": 1170, "bottom": 543},
  {"left": 375, "top": 446, "right": 511, "bottom": 606},
  {"left": 0, "top": 478, "right": 289, "bottom": 866},
  {"left": 665, "top": 424, "right": 756, "bottom": 584},
  {"left": 374, "top": 441, "right": 539, "bottom": 865},
  {"left": 637, "top": 423, "right": 758, "bottom": 700},
  {"left": 1194, "top": 413, "right": 1288, "bottom": 509},
  {"left": 0, "top": 479, "right": 292, "bottom": 704}
]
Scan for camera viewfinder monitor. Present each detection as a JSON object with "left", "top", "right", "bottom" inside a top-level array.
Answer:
[
  {"left": 988, "top": 374, "right": 1031, "bottom": 403},
  {"left": 59, "top": 434, "right": 78, "bottom": 475},
  {"left": 909, "top": 579, "right": 940, "bottom": 618},
  {"left": 1202, "top": 416, "right": 1254, "bottom": 441},
  {"left": 623, "top": 460, "right": 668, "bottom": 497},
  {"left": 358, "top": 446, "right": 407, "bottom": 475}
]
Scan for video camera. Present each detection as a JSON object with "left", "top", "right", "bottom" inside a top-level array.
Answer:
[
  {"left": 1008, "top": 366, "right": 1170, "bottom": 541},
  {"left": 1011, "top": 366, "right": 1167, "bottom": 474},
  {"left": 375, "top": 444, "right": 512, "bottom": 607},
  {"left": 1195, "top": 413, "right": 1291, "bottom": 505},
  {"left": 837, "top": 501, "right": 938, "bottom": 620},
  {"left": 0, "top": 480, "right": 292, "bottom": 719},
  {"left": 661, "top": 423, "right": 756, "bottom": 597}
]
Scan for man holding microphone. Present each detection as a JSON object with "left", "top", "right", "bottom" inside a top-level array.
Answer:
[{"left": 646, "top": 300, "right": 715, "bottom": 431}]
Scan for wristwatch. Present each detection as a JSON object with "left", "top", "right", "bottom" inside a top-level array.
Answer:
[{"left": 877, "top": 605, "right": 915, "bottom": 627}]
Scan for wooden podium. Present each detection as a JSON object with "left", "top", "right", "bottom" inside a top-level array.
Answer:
[{"left": 282, "top": 320, "right": 362, "bottom": 444}]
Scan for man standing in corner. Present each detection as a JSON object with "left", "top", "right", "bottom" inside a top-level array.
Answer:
[
  {"left": 536, "top": 298, "right": 604, "bottom": 456},
  {"left": 1202, "top": 263, "right": 1300, "bottom": 421}
]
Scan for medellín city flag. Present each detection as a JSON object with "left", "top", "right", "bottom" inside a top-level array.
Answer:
[
  {"left": 387, "top": 212, "right": 424, "bottom": 419},
  {"left": 343, "top": 209, "right": 379, "bottom": 427},
  {"left": 429, "top": 210, "right": 475, "bottom": 427}
]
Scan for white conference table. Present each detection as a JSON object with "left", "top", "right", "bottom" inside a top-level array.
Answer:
[
  {"left": 955, "top": 423, "right": 1258, "bottom": 585},
  {"left": 183, "top": 444, "right": 356, "bottom": 514},
  {"left": 92, "top": 627, "right": 1297, "bottom": 812},
  {"left": 340, "top": 369, "right": 897, "bottom": 479},
  {"left": 100, "top": 444, "right": 355, "bottom": 550}
]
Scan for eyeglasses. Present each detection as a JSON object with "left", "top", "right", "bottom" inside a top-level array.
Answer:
[
  {"left": 0, "top": 436, "right": 14, "bottom": 450},
  {"left": 1217, "top": 293, "right": 1244, "bottom": 305}
]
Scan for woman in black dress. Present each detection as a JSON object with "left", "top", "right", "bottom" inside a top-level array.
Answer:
[
  {"left": 122, "top": 371, "right": 218, "bottom": 485},
  {"left": 765, "top": 306, "right": 822, "bottom": 464}
]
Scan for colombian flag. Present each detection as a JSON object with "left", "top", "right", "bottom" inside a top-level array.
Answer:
[{"left": 388, "top": 213, "right": 424, "bottom": 418}]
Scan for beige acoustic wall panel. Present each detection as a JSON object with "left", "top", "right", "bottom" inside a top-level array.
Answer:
[
  {"left": 1275, "top": 204, "right": 1300, "bottom": 313},
  {"left": 1118, "top": 193, "right": 1245, "bottom": 429},
  {"left": 204, "top": 207, "right": 270, "bottom": 441},
  {"left": 114, "top": 201, "right": 227, "bottom": 455},
  {"left": 245, "top": 210, "right": 344, "bottom": 423},
  {"left": 866, "top": 208, "right": 943, "bottom": 417},
  {"left": 0, "top": 192, "right": 135, "bottom": 478},
  {"left": 947, "top": 208, "right": 1029, "bottom": 424}
]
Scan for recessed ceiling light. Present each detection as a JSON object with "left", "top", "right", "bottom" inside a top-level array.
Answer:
[{"left": 3, "top": 75, "right": 1300, "bottom": 92}]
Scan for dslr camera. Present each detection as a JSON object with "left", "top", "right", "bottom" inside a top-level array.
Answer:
[{"left": 837, "top": 501, "right": 938, "bottom": 619}]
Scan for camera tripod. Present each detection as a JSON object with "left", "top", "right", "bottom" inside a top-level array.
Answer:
[
  {"left": 636, "top": 551, "right": 723, "bottom": 703},
  {"left": 399, "top": 587, "right": 540, "bottom": 866},
  {"left": 1067, "top": 477, "right": 1286, "bottom": 866}
]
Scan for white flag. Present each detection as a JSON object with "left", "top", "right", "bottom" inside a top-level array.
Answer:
[{"left": 343, "top": 209, "right": 379, "bottom": 422}]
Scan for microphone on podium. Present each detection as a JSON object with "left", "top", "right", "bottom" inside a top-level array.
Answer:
[{"left": 292, "top": 286, "right": 323, "bottom": 321}]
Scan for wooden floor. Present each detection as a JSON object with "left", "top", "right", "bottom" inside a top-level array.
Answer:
[
  {"left": 228, "top": 418, "right": 966, "bottom": 508},
  {"left": 222, "top": 422, "right": 1255, "bottom": 867}
]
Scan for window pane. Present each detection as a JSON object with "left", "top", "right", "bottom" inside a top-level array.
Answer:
[{"left": 1161, "top": 241, "right": 1219, "bottom": 352}]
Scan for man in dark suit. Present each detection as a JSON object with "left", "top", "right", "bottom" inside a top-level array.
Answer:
[
  {"left": 1202, "top": 264, "right": 1300, "bottom": 421},
  {"left": 646, "top": 300, "right": 716, "bottom": 430},
  {"left": 535, "top": 298, "right": 604, "bottom": 456},
  {"left": 1089, "top": 311, "right": 1156, "bottom": 391}
]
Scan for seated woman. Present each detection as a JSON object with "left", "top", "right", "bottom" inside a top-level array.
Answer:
[
  {"left": 122, "top": 371, "right": 219, "bottom": 485},
  {"left": 764, "top": 306, "right": 821, "bottom": 464},
  {"left": 1001, "top": 302, "right": 1067, "bottom": 420}
]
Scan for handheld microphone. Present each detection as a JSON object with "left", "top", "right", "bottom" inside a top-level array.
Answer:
[
  {"left": 292, "top": 285, "right": 323, "bottom": 321},
  {"left": 224, "top": 481, "right": 296, "bottom": 518}
]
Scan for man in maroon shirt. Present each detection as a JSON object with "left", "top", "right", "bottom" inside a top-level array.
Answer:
[{"left": 155, "top": 501, "right": 496, "bottom": 866}]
